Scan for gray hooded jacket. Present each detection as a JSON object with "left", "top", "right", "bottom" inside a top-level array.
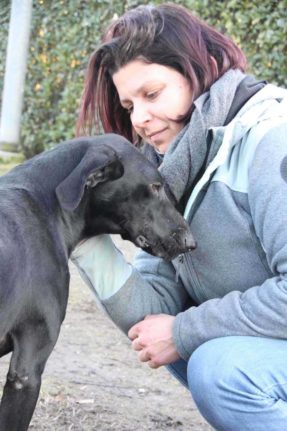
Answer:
[{"left": 72, "top": 81, "right": 287, "bottom": 361}]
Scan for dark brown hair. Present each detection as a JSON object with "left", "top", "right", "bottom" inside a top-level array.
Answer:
[{"left": 77, "top": 3, "right": 246, "bottom": 143}]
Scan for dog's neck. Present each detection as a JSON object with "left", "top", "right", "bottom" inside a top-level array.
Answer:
[{"left": 58, "top": 199, "right": 88, "bottom": 257}]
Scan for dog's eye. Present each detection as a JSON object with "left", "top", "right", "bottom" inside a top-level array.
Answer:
[{"left": 150, "top": 183, "right": 162, "bottom": 194}]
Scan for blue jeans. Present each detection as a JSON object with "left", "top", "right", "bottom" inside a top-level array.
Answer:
[{"left": 167, "top": 336, "right": 287, "bottom": 430}]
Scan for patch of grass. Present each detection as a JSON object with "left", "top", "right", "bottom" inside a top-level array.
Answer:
[
  {"left": 0, "top": 155, "right": 24, "bottom": 176},
  {"left": 0, "top": 162, "right": 19, "bottom": 176}
]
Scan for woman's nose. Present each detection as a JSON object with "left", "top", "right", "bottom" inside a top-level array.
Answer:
[{"left": 131, "top": 103, "right": 152, "bottom": 128}]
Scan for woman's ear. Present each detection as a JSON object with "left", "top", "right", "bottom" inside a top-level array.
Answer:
[{"left": 210, "top": 56, "right": 219, "bottom": 78}]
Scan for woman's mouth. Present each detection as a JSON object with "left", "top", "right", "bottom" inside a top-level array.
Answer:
[{"left": 148, "top": 128, "right": 168, "bottom": 141}]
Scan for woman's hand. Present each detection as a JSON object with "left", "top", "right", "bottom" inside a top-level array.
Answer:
[{"left": 128, "top": 314, "right": 180, "bottom": 369}]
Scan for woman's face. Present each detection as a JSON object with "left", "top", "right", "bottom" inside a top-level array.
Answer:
[{"left": 112, "top": 59, "right": 193, "bottom": 153}]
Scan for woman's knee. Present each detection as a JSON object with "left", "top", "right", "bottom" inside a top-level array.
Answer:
[
  {"left": 186, "top": 336, "right": 287, "bottom": 431},
  {"left": 187, "top": 336, "right": 287, "bottom": 399},
  {"left": 187, "top": 338, "right": 231, "bottom": 410},
  {"left": 186, "top": 337, "right": 259, "bottom": 429}
]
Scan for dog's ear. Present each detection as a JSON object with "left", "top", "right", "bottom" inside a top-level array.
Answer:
[{"left": 56, "top": 144, "right": 124, "bottom": 211}]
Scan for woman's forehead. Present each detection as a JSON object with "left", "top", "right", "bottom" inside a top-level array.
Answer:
[{"left": 112, "top": 60, "right": 182, "bottom": 99}]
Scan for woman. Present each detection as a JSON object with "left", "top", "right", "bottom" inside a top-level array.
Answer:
[{"left": 72, "top": 4, "right": 287, "bottom": 430}]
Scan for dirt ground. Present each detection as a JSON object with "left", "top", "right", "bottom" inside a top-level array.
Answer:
[{"left": 0, "top": 236, "right": 212, "bottom": 431}]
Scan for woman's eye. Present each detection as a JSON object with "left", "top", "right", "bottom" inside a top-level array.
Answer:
[{"left": 146, "top": 91, "right": 159, "bottom": 100}]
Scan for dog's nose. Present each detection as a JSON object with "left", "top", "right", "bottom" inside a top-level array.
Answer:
[
  {"left": 175, "top": 229, "right": 197, "bottom": 251},
  {"left": 185, "top": 232, "right": 197, "bottom": 250}
]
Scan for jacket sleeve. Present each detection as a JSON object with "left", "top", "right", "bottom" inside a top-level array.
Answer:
[
  {"left": 173, "top": 123, "right": 287, "bottom": 360},
  {"left": 71, "top": 235, "right": 190, "bottom": 334}
]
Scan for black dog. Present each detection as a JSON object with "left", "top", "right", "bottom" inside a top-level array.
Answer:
[{"left": 0, "top": 134, "right": 195, "bottom": 430}]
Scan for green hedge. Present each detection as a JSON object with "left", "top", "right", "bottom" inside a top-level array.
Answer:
[
  {"left": 186, "top": 0, "right": 287, "bottom": 87},
  {"left": 0, "top": 0, "right": 286, "bottom": 157}
]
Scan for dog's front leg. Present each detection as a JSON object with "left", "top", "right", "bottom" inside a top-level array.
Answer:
[
  {"left": 0, "top": 320, "right": 61, "bottom": 431},
  {"left": 0, "top": 375, "right": 42, "bottom": 431}
]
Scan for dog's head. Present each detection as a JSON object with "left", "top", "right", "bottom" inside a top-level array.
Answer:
[{"left": 56, "top": 134, "right": 196, "bottom": 260}]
